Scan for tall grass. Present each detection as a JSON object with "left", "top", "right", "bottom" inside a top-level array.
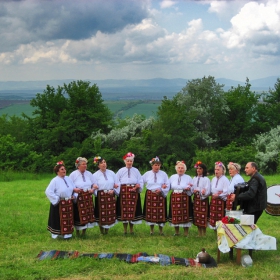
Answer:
[{"left": 0, "top": 174, "right": 279, "bottom": 280}]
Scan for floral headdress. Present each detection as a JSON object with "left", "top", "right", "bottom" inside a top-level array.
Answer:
[
  {"left": 123, "top": 152, "right": 135, "bottom": 160},
  {"left": 176, "top": 160, "right": 185, "bottom": 165},
  {"left": 194, "top": 161, "right": 202, "bottom": 168},
  {"left": 215, "top": 161, "right": 225, "bottom": 169},
  {"left": 75, "top": 157, "right": 88, "bottom": 168},
  {"left": 93, "top": 156, "right": 102, "bottom": 165},
  {"left": 56, "top": 161, "right": 64, "bottom": 166},
  {"left": 215, "top": 161, "right": 226, "bottom": 174},
  {"left": 228, "top": 162, "right": 241, "bottom": 172},
  {"left": 149, "top": 156, "right": 161, "bottom": 165}
]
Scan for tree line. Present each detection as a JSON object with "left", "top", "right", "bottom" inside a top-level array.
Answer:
[{"left": 0, "top": 77, "right": 279, "bottom": 174}]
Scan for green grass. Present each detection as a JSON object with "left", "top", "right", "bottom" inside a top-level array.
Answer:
[
  {"left": 121, "top": 102, "right": 160, "bottom": 118},
  {"left": 0, "top": 103, "right": 35, "bottom": 117},
  {"left": 0, "top": 174, "right": 279, "bottom": 279},
  {"left": 0, "top": 100, "right": 161, "bottom": 119}
]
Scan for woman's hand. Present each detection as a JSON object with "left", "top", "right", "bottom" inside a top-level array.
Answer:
[
  {"left": 73, "top": 188, "right": 81, "bottom": 194},
  {"left": 161, "top": 184, "right": 167, "bottom": 189},
  {"left": 155, "top": 188, "right": 162, "bottom": 195}
]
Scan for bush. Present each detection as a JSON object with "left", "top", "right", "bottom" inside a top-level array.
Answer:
[{"left": 194, "top": 142, "right": 257, "bottom": 174}]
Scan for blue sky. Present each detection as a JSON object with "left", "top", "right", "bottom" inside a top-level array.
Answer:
[{"left": 0, "top": 0, "right": 280, "bottom": 82}]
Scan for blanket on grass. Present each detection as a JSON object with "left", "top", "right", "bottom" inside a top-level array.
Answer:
[{"left": 36, "top": 250, "right": 217, "bottom": 268}]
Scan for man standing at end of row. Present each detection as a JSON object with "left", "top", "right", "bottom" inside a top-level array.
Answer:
[{"left": 232, "top": 162, "right": 267, "bottom": 224}]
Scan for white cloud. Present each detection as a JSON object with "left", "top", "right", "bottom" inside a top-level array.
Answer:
[
  {"left": 1, "top": 0, "right": 280, "bottom": 81},
  {"left": 160, "top": 0, "right": 177, "bottom": 9},
  {"left": 220, "top": 0, "right": 280, "bottom": 54}
]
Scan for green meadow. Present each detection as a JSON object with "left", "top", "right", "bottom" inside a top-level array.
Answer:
[
  {"left": 0, "top": 100, "right": 161, "bottom": 119},
  {"left": 0, "top": 172, "right": 279, "bottom": 280}
]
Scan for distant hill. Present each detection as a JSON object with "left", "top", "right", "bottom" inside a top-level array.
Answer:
[{"left": 0, "top": 76, "right": 278, "bottom": 100}]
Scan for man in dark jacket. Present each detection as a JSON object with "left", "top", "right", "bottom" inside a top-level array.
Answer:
[{"left": 232, "top": 162, "right": 267, "bottom": 224}]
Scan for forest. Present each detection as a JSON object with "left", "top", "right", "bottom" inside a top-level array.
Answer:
[{"left": 0, "top": 76, "right": 279, "bottom": 175}]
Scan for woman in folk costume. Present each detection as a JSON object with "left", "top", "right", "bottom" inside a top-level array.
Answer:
[
  {"left": 45, "top": 161, "right": 75, "bottom": 239},
  {"left": 168, "top": 160, "right": 193, "bottom": 237},
  {"left": 142, "top": 156, "right": 170, "bottom": 235},
  {"left": 69, "top": 157, "right": 97, "bottom": 237},
  {"left": 226, "top": 162, "right": 245, "bottom": 210},
  {"left": 192, "top": 161, "right": 211, "bottom": 236},
  {"left": 116, "top": 152, "right": 143, "bottom": 235},
  {"left": 92, "top": 156, "right": 118, "bottom": 235},
  {"left": 209, "top": 161, "right": 230, "bottom": 229}
]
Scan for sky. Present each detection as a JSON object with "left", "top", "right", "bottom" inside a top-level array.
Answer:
[{"left": 0, "top": 0, "right": 280, "bottom": 82}]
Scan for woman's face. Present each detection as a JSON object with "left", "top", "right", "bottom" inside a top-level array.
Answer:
[
  {"left": 196, "top": 166, "right": 203, "bottom": 176},
  {"left": 98, "top": 159, "right": 107, "bottom": 171},
  {"left": 152, "top": 163, "right": 161, "bottom": 172},
  {"left": 176, "top": 164, "right": 185, "bottom": 175},
  {"left": 57, "top": 166, "right": 66, "bottom": 177},
  {"left": 215, "top": 166, "right": 223, "bottom": 178},
  {"left": 125, "top": 159, "right": 133, "bottom": 168},
  {"left": 78, "top": 161, "right": 87, "bottom": 173},
  {"left": 228, "top": 166, "right": 238, "bottom": 177}
]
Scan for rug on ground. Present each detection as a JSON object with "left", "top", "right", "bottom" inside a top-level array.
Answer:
[{"left": 36, "top": 250, "right": 217, "bottom": 268}]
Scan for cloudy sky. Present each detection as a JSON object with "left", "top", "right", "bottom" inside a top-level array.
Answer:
[{"left": 1, "top": 0, "right": 280, "bottom": 82}]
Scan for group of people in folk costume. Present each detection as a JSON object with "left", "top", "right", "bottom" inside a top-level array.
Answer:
[{"left": 45, "top": 152, "right": 261, "bottom": 239}]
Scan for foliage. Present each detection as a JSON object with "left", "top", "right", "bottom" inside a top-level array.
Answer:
[
  {"left": 255, "top": 77, "right": 280, "bottom": 133},
  {"left": 27, "top": 80, "right": 112, "bottom": 155},
  {"left": 177, "top": 76, "right": 229, "bottom": 148},
  {"left": 1, "top": 77, "right": 280, "bottom": 174},
  {"left": 221, "top": 78, "right": 260, "bottom": 146},
  {"left": 151, "top": 95, "right": 197, "bottom": 172},
  {"left": 0, "top": 114, "right": 29, "bottom": 143},
  {"left": 194, "top": 142, "right": 257, "bottom": 174},
  {"left": 0, "top": 134, "right": 44, "bottom": 172},
  {"left": 254, "top": 126, "right": 280, "bottom": 173},
  {"left": 91, "top": 114, "right": 155, "bottom": 170}
]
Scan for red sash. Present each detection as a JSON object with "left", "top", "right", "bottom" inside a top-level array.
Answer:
[
  {"left": 170, "top": 192, "right": 189, "bottom": 224},
  {"left": 77, "top": 190, "right": 95, "bottom": 225},
  {"left": 209, "top": 197, "right": 225, "bottom": 227},
  {"left": 145, "top": 190, "right": 166, "bottom": 223},
  {"left": 193, "top": 193, "right": 209, "bottom": 227},
  {"left": 59, "top": 199, "right": 74, "bottom": 234},
  {"left": 98, "top": 191, "right": 116, "bottom": 226},
  {"left": 120, "top": 185, "right": 138, "bottom": 221}
]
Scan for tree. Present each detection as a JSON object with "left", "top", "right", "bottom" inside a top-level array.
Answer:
[
  {"left": 255, "top": 77, "right": 280, "bottom": 133},
  {"left": 27, "top": 80, "right": 113, "bottom": 155},
  {"left": 151, "top": 95, "right": 197, "bottom": 170},
  {"left": 177, "top": 76, "right": 229, "bottom": 149},
  {"left": 0, "top": 114, "right": 29, "bottom": 143},
  {"left": 220, "top": 78, "right": 260, "bottom": 146},
  {"left": 254, "top": 126, "right": 280, "bottom": 173}
]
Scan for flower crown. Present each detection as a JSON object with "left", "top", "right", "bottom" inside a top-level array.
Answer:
[
  {"left": 149, "top": 156, "right": 161, "bottom": 165},
  {"left": 93, "top": 156, "right": 102, "bottom": 165},
  {"left": 176, "top": 160, "right": 185, "bottom": 165},
  {"left": 194, "top": 161, "right": 202, "bottom": 168},
  {"left": 215, "top": 161, "right": 224, "bottom": 167},
  {"left": 56, "top": 161, "right": 64, "bottom": 166},
  {"left": 123, "top": 152, "right": 135, "bottom": 160}
]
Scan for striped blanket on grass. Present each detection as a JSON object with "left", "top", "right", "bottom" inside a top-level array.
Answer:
[{"left": 36, "top": 250, "right": 217, "bottom": 268}]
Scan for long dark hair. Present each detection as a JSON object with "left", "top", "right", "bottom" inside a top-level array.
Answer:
[{"left": 196, "top": 163, "right": 208, "bottom": 177}]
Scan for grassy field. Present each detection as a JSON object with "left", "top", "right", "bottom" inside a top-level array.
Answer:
[
  {"left": 0, "top": 172, "right": 279, "bottom": 280},
  {"left": 0, "top": 103, "right": 35, "bottom": 117},
  {"left": 0, "top": 100, "right": 161, "bottom": 119}
]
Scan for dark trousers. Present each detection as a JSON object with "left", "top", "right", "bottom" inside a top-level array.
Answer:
[{"left": 250, "top": 210, "right": 263, "bottom": 224}]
